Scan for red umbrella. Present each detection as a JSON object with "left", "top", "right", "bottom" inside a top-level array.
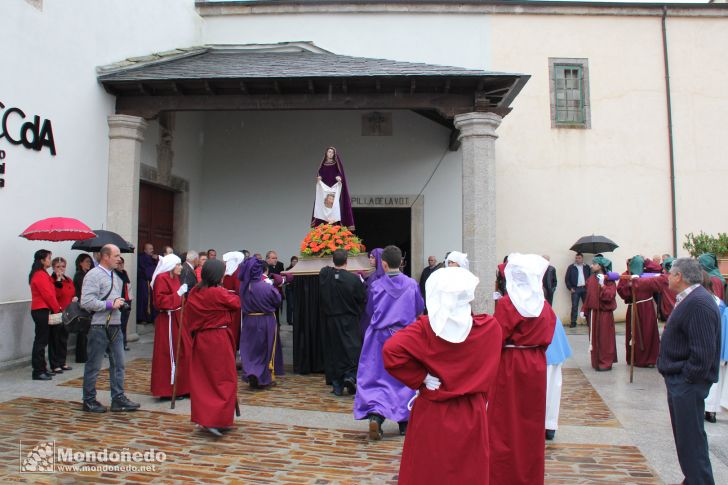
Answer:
[{"left": 19, "top": 217, "right": 96, "bottom": 242}]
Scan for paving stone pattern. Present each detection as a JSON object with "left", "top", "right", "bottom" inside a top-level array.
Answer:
[
  {"left": 60, "top": 358, "right": 354, "bottom": 414},
  {"left": 0, "top": 397, "right": 661, "bottom": 484},
  {"left": 61, "top": 359, "right": 620, "bottom": 427},
  {"left": 560, "top": 368, "right": 621, "bottom": 428}
]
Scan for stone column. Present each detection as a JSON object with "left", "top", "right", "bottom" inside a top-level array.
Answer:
[
  {"left": 454, "top": 112, "right": 502, "bottom": 314},
  {"left": 107, "top": 114, "right": 148, "bottom": 342}
]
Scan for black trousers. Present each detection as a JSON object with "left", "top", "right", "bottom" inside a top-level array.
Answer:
[
  {"left": 120, "top": 307, "right": 130, "bottom": 347},
  {"left": 285, "top": 285, "right": 295, "bottom": 324},
  {"left": 75, "top": 328, "right": 88, "bottom": 363},
  {"left": 664, "top": 374, "right": 715, "bottom": 485},
  {"left": 570, "top": 287, "right": 587, "bottom": 324},
  {"left": 48, "top": 323, "right": 68, "bottom": 369},
  {"left": 30, "top": 309, "right": 50, "bottom": 375}
]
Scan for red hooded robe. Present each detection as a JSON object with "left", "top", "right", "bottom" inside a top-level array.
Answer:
[{"left": 383, "top": 314, "right": 502, "bottom": 485}]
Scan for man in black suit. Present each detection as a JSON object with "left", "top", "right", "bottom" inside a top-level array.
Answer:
[
  {"left": 179, "top": 250, "right": 198, "bottom": 293},
  {"left": 565, "top": 252, "right": 591, "bottom": 327},
  {"left": 266, "top": 250, "right": 285, "bottom": 276},
  {"left": 658, "top": 257, "right": 720, "bottom": 485},
  {"left": 542, "top": 255, "right": 558, "bottom": 306},
  {"left": 419, "top": 256, "right": 438, "bottom": 312}
]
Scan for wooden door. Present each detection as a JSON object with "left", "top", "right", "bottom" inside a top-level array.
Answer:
[{"left": 138, "top": 182, "right": 174, "bottom": 253}]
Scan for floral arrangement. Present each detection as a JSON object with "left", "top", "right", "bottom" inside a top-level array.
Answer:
[{"left": 300, "top": 224, "right": 365, "bottom": 257}]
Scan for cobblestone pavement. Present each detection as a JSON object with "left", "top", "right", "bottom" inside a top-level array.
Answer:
[
  {"left": 0, "top": 396, "right": 660, "bottom": 484},
  {"left": 560, "top": 368, "right": 620, "bottom": 427},
  {"left": 2, "top": 323, "right": 726, "bottom": 483},
  {"left": 61, "top": 359, "right": 620, "bottom": 426},
  {"left": 61, "top": 359, "right": 355, "bottom": 414}
]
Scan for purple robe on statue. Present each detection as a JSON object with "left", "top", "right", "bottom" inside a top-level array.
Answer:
[
  {"left": 354, "top": 272, "right": 424, "bottom": 422},
  {"left": 136, "top": 253, "right": 158, "bottom": 323},
  {"left": 311, "top": 147, "right": 356, "bottom": 229},
  {"left": 359, "top": 248, "right": 385, "bottom": 336},
  {"left": 238, "top": 258, "right": 282, "bottom": 386}
]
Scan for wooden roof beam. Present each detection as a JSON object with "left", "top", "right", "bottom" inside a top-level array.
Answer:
[{"left": 115, "top": 93, "right": 477, "bottom": 120}]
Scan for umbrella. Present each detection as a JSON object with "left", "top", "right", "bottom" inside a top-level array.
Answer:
[
  {"left": 570, "top": 235, "right": 619, "bottom": 254},
  {"left": 20, "top": 217, "right": 96, "bottom": 242},
  {"left": 71, "top": 229, "right": 135, "bottom": 253}
]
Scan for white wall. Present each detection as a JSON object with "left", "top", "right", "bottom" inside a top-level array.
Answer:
[
  {"left": 202, "top": 13, "right": 492, "bottom": 70},
  {"left": 194, "top": 110, "right": 461, "bottom": 263},
  {"left": 667, "top": 17, "right": 728, "bottom": 243},
  {"left": 0, "top": 0, "right": 202, "bottom": 304}
]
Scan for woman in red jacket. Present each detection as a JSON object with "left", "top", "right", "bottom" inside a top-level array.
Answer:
[
  {"left": 50, "top": 257, "right": 76, "bottom": 374},
  {"left": 29, "top": 249, "right": 62, "bottom": 381}
]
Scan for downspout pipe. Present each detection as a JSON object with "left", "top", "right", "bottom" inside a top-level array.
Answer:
[{"left": 662, "top": 6, "right": 678, "bottom": 256}]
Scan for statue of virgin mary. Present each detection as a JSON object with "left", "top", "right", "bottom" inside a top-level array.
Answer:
[{"left": 311, "top": 146, "right": 355, "bottom": 230}]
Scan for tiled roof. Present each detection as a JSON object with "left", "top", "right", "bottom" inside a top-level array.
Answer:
[{"left": 97, "top": 44, "right": 516, "bottom": 82}]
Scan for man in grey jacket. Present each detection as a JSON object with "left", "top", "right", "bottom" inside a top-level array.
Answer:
[{"left": 80, "top": 244, "right": 140, "bottom": 413}]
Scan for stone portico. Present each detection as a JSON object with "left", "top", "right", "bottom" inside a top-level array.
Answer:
[{"left": 99, "top": 42, "right": 527, "bottom": 319}]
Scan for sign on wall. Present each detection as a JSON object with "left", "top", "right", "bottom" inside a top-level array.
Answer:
[
  {"left": 350, "top": 194, "right": 418, "bottom": 208},
  {"left": 0, "top": 99, "right": 57, "bottom": 188}
]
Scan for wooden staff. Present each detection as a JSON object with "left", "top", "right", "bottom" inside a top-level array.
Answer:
[
  {"left": 235, "top": 398, "right": 241, "bottom": 417},
  {"left": 593, "top": 283, "right": 602, "bottom": 367},
  {"left": 171, "top": 295, "right": 186, "bottom": 410},
  {"left": 629, "top": 285, "right": 637, "bottom": 383}
]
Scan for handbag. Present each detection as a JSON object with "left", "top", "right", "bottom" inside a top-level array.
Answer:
[
  {"left": 62, "top": 302, "right": 92, "bottom": 334},
  {"left": 63, "top": 276, "right": 114, "bottom": 334},
  {"left": 48, "top": 313, "right": 63, "bottom": 326}
]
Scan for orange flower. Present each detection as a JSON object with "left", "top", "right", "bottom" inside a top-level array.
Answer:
[
  {"left": 335, "top": 239, "right": 343, "bottom": 245},
  {"left": 344, "top": 244, "right": 352, "bottom": 250},
  {"left": 322, "top": 234, "right": 330, "bottom": 241}
]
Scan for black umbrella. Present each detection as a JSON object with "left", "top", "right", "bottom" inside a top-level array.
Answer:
[
  {"left": 570, "top": 235, "right": 618, "bottom": 254},
  {"left": 71, "top": 229, "right": 135, "bottom": 253}
]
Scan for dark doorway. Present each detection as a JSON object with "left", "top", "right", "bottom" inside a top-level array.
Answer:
[
  {"left": 353, "top": 208, "right": 411, "bottom": 276},
  {"left": 138, "top": 182, "right": 174, "bottom": 252}
]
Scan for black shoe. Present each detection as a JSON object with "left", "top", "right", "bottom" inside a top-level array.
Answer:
[
  {"left": 368, "top": 416, "right": 383, "bottom": 441},
  {"left": 569, "top": 322, "right": 577, "bottom": 328},
  {"left": 205, "top": 427, "right": 223, "bottom": 437},
  {"left": 398, "top": 421, "right": 408, "bottom": 436},
  {"left": 32, "top": 372, "right": 53, "bottom": 381},
  {"left": 124, "top": 346, "right": 130, "bottom": 351},
  {"left": 61, "top": 365, "right": 73, "bottom": 371},
  {"left": 111, "top": 395, "right": 140, "bottom": 412},
  {"left": 343, "top": 377, "right": 357, "bottom": 395},
  {"left": 332, "top": 385, "right": 343, "bottom": 396},
  {"left": 83, "top": 400, "right": 107, "bottom": 413},
  {"left": 705, "top": 412, "right": 717, "bottom": 423},
  {"left": 52, "top": 368, "right": 63, "bottom": 374},
  {"left": 545, "top": 429, "right": 556, "bottom": 440},
  {"left": 248, "top": 375, "right": 259, "bottom": 389}
]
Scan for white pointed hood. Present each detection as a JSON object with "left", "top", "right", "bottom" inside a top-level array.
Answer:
[
  {"left": 505, "top": 253, "right": 548, "bottom": 318},
  {"left": 425, "top": 266, "right": 480, "bottom": 343}
]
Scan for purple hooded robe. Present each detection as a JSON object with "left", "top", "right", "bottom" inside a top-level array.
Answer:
[
  {"left": 354, "top": 272, "right": 424, "bottom": 422},
  {"left": 359, "top": 248, "right": 385, "bottom": 336},
  {"left": 238, "top": 258, "right": 282, "bottom": 386},
  {"left": 311, "top": 147, "right": 355, "bottom": 229}
]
